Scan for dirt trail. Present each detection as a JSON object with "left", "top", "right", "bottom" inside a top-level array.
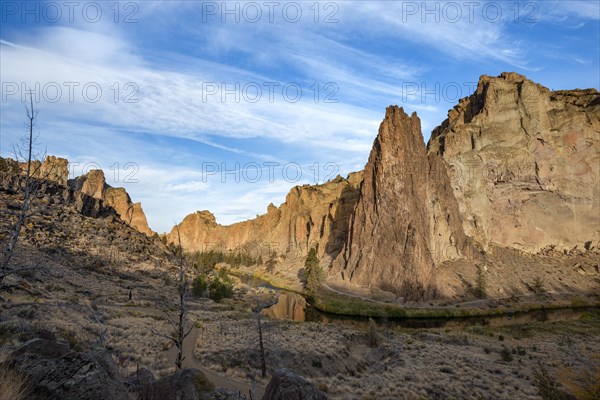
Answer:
[
  {"left": 166, "top": 325, "right": 264, "bottom": 398},
  {"left": 93, "top": 296, "right": 265, "bottom": 398}
]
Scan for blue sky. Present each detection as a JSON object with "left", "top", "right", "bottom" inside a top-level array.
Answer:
[{"left": 1, "top": 0, "right": 598, "bottom": 233}]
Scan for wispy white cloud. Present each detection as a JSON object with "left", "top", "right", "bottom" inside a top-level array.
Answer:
[
  {"left": 543, "top": 1, "right": 600, "bottom": 22},
  {"left": 1, "top": 0, "right": 597, "bottom": 232}
]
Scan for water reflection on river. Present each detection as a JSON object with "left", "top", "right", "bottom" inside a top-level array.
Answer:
[
  {"left": 261, "top": 292, "right": 307, "bottom": 321},
  {"left": 262, "top": 290, "right": 597, "bottom": 330}
]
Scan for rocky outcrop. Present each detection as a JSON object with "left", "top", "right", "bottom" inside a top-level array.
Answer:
[
  {"left": 169, "top": 173, "right": 362, "bottom": 262},
  {"left": 69, "top": 169, "right": 153, "bottom": 236},
  {"left": 0, "top": 173, "right": 112, "bottom": 219},
  {"left": 2, "top": 155, "right": 69, "bottom": 186},
  {"left": 331, "top": 107, "right": 467, "bottom": 299},
  {"left": 0, "top": 172, "right": 168, "bottom": 264},
  {"left": 172, "top": 72, "right": 599, "bottom": 300},
  {"left": 6, "top": 338, "right": 130, "bottom": 400},
  {"left": 428, "top": 72, "right": 600, "bottom": 254},
  {"left": 34, "top": 156, "right": 69, "bottom": 186},
  {"left": 261, "top": 369, "right": 328, "bottom": 400},
  {"left": 129, "top": 368, "right": 246, "bottom": 400}
]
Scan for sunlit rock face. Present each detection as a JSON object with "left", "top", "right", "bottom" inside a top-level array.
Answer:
[
  {"left": 171, "top": 73, "right": 600, "bottom": 300},
  {"left": 69, "top": 169, "right": 153, "bottom": 236},
  {"left": 18, "top": 156, "right": 69, "bottom": 186},
  {"left": 428, "top": 72, "right": 600, "bottom": 254},
  {"left": 168, "top": 172, "right": 363, "bottom": 262}
]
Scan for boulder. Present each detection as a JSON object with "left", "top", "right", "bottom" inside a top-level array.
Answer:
[
  {"left": 261, "top": 369, "right": 327, "bottom": 400},
  {"left": 6, "top": 339, "right": 130, "bottom": 400}
]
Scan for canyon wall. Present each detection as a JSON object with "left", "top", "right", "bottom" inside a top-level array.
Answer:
[
  {"left": 168, "top": 172, "right": 363, "bottom": 261},
  {"left": 428, "top": 72, "right": 599, "bottom": 254},
  {"left": 172, "top": 72, "right": 599, "bottom": 298}
]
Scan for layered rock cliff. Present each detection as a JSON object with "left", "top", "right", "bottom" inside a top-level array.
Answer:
[
  {"left": 69, "top": 170, "right": 153, "bottom": 236},
  {"left": 428, "top": 72, "right": 599, "bottom": 254},
  {"left": 331, "top": 107, "right": 468, "bottom": 299},
  {"left": 168, "top": 172, "right": 363, "bottom": 262},
  {"left": 172, "top": 72, "right": 599, "bottom": 299}
]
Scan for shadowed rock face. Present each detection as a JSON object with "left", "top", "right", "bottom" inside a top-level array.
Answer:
[
  {"left": 261, "top": 369, "right": 328, "bottom": 400},
  {"left": 428, "top": 72, "right": 600, "bottom": 254},
  {"left": 331, "top": 107, "right": 467, "bottom": 300},
  {"left": 69, "top": 170, "right": 153, "bottom": 236},
  {"left": 8, "top": 339, "right": 130, "bottom": 400}
]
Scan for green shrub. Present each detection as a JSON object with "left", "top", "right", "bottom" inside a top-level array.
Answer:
[
  {"left": 191, "top": 275, "right": 208, "bottom": 298},
  {"left": 193, "top": 249, "right": 261, "bottom": 270},
  {"left": 533, "top": 363, "right": 569, "bottom": 400},
  {"left": 304, "top": 248, "right": 324, "bottom": 297},
  {"left": 500, "top": 346, "right": 513, "bottom": 362},
  {"left": 208, "top": 270, "right": 234, "bottom": 303},
  {"left": 367, "top": 318, "right": 381, "bottom": 348},
  {"left": 532, "top": 276, "right": 546, "bottom": 294}
]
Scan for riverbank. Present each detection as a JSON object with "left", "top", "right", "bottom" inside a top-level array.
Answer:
[
  {"left": 314, "top": 288, "right": 600, "bottom": 319},
  {"left": 228, "top": 266, "right": 600, "bottom": 319}
]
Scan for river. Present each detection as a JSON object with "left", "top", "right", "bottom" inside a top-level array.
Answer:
[{"left": 238, "top": 273, "right": 598, "bottom": 329}]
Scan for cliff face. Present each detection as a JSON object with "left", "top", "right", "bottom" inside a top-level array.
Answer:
[
  {"left": 330, "top": 107, "right": 468, "bottom": 299},
  {"left": 168, "top": 172, "right": 363, "bottom": 262},
  {"left": 172, "top": 72, "right": 599, "bottom": 299},
  {"left": 428, "top": 72, "right": 600, "bottom": 254},
  {"left": 69, "top": 170, "right": 153, "bottom": 236}
]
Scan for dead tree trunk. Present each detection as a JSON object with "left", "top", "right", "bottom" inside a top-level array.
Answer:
[
  {"left": 152, "top": 225, "right": 192, "bottom": 369},
  {"left": 257, "top": 311, "right": 266, "bottom": 378},
  {"left": 0, "top": 90, "right": 41, "bottom": 287}
]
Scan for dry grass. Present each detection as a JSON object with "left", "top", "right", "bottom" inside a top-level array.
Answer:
[
  {"left": 0, "top": 350, "right": 29, "bottom": 400},
  {"left": 557, "top": 354, "right": 600, "bottom": 400},
  {"left": 1, "top": 237, "right": 598, "bottom": 399}
]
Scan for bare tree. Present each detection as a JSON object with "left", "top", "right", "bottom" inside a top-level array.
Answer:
[
  {"left": 0, "top": 90, "right": 43, "bottom": 288},
  {"left": 256, "top": 306, "right": 267, "bottom": 379},
  {"left": 152, "top": 225, "right": 193, "bottom": 369},
  {"left": 251, "top": 276, "right": 277, "bottom": 379}
]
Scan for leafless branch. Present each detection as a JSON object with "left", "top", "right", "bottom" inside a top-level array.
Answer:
[
  {"left": 150, "top": 224, "right": 191, "bottom": 369},
  {"left": 0, "top": 265, "right": 38, "bottom": 280},
  {"left": 1, "top": 90, "right": 42, "bottom": 287}
]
